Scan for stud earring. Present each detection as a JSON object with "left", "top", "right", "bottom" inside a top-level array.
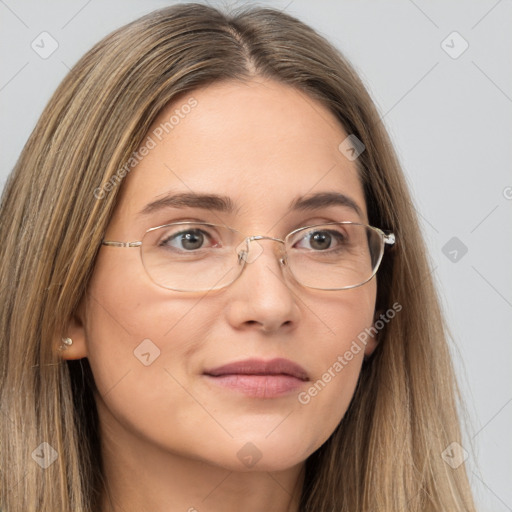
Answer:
[{"left": 59, "top": 337, "right": 73, "bottom": 351}]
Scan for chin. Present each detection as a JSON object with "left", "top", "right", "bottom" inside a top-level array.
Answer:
[{"left": 203, "top": 433, "right": 320, "bottom": 473}]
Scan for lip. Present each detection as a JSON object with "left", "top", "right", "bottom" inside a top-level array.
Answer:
[{"left": 203, "top": 358, "right": 309, "bottom": 398}]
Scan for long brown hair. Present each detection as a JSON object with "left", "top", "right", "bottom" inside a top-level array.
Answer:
[{"left": 0, "top": 3, "right": 476, "bottom": 511}]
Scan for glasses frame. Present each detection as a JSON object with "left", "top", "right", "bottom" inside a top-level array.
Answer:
[{"left": 101, "top": 221, "right": 396, "bottom": 292}]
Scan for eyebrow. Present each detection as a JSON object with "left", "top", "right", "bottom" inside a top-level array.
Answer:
[
  {"left": 289, "top": 192, "right": 363, "bottom": 218},
  {"left": 138, "top": 191, "right": 364, "bottom": 218}
]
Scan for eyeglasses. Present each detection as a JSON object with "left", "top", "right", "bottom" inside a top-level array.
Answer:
[{"left": 101, "top": 221, "right": 395, "bottom": 292}]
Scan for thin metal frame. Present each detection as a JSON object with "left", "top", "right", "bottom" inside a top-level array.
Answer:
[{"left": 101, "top": 221, "right": 396, "bottom": 291}]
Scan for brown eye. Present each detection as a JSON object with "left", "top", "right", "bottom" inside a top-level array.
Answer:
[
  {"left": 160, "top": 229, "right": 217, "bottom": 251},
  {"left": 294, "top": 229, "right": 346, "bottom": 251}
]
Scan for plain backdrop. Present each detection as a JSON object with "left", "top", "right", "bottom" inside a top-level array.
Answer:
[{"left": 1, "top": 1, "right": 511, "bottom": 510}]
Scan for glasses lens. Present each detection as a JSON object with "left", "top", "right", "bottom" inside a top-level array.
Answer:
[
  {"left": 285, "top": 223, "right": 384, "bottom": 290},
  {"left": 141, "top": 223, "right": 244, "bottom": 292},
  {"left": 140, "top": 222, "right": 385, "bottom": 292}
]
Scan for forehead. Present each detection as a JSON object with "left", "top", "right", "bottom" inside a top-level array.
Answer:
[{"left": 112, "top": 79, "right": 367, "bottom": 232}]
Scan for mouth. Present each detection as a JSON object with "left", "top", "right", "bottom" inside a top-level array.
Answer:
[{"left": 203, "top": 358, "right": 309, "bottom": 398}]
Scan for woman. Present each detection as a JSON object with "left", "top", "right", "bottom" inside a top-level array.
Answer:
[{"left": 0, "top": 3, "right": 476, "bottom": 511}]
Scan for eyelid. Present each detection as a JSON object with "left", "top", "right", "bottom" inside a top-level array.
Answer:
[
  {"left": 160, "top": 223, "right": 219, "bottom": 238},
  {"left": 148, "top": 216, "right": 359, "bottom": 237},
  {"left": 286, "top": 217, "right": 358, "bottom": 233}
]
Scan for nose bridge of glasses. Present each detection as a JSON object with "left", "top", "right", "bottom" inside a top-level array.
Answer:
[
  {"left": 236, "top": 235, "right": 286, "bottom": 265},
  {"left": 249, "top": 235, "right": 284, "bottom": 244}
]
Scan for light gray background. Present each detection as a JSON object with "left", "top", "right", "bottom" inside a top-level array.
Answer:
[{"left": 1, "top": 1, "right": 511, "bottom": 510}]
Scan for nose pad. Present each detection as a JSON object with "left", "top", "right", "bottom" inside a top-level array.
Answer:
[
  {"left": 236, "top": 238, "right": 264, "bottom": 264},
  {"left": 235, "top": 237, "right": 286, "bottom": 265}
]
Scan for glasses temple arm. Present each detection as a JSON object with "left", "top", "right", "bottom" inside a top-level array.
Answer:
[{"left": 101, "top": 240, "right": 142, "bottom": 248}]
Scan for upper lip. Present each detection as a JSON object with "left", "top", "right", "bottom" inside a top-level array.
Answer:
[{"left": 204, "top": 358, "right": 309, "bottom": 381}]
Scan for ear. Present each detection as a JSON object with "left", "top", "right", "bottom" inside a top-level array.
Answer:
[
  {"left": 363, "top": 309, "right": 383, "bottom": 358},
  {"left": 59, "top": 296, "right": 88, "bottom": 360}
]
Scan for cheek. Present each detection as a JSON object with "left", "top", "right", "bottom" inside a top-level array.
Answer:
[
  {"left": 295, "top": 283, "right": 376, "bottom": 438},
  {"left": 319, "top": 284, "right": 376, "bottom": 336},
  {"left": 82, "top": 255, "right": 221, "bottom": 459},
  {"left": 82, "top": 251, "right": 201, "bottom": 409}
]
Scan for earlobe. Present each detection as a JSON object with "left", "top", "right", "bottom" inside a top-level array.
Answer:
[
  {"left": 363, "top": 336, "right": 378, "bottom": 359},
  {"left": 59, "top": 297, "right": 88, "bottom": 360}
]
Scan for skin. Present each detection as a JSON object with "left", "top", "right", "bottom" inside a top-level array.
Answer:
[{"left": 63, "top": 78, "right": 379, "bottom": 512}]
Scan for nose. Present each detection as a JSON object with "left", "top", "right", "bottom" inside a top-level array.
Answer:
[{"left": 225, "top": 237, "right": 300, "bottom": 333}]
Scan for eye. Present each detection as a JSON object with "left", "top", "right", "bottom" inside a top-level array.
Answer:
[
  {"left": 293, "top": 228, "right": 348, "bottom": 251},
  {"left": 160, "top": 228, "right": 220, "bottom": 251}
]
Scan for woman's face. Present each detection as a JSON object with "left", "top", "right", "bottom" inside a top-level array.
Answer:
[{"left": 70, "top": 78, "right": 378, "bottom": 472}]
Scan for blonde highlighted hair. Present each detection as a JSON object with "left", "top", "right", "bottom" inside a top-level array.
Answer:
[{"left": 0, "top": 3, "right": 475, "bottom": 511}]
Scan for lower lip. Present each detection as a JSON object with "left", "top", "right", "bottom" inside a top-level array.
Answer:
[{"left": 204, "top": 374, "right": 306, "bottom": 398}]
